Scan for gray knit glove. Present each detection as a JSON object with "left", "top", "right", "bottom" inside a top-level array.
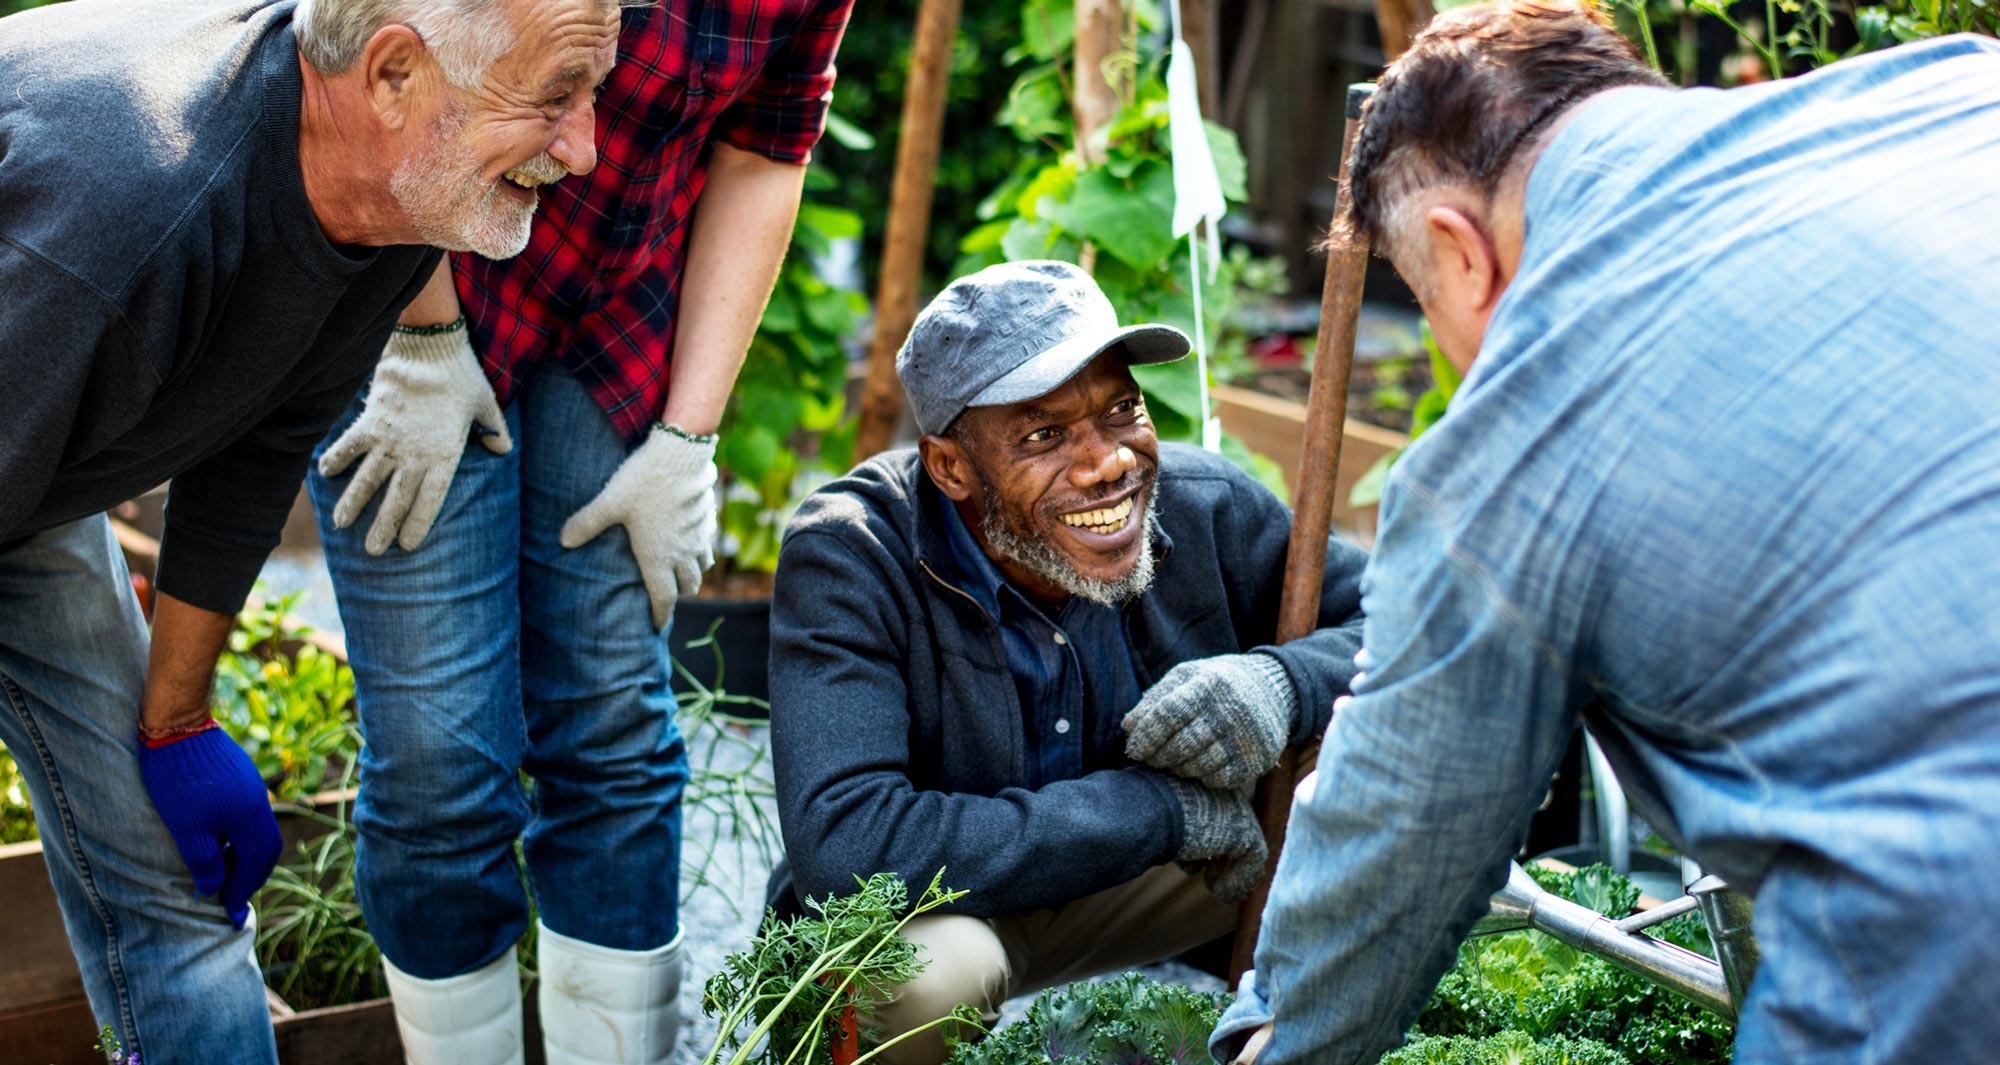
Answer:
[
  {"left": 1166, "top": 777, "right": 1268, "bottom": 904},
  {"left": 1123, "top": 653, "right": 1299, "bottom": 790}
]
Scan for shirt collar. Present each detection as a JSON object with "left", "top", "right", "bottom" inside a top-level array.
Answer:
[{"left": 938, "top": 495, "right": 1008, "bottom": 618}]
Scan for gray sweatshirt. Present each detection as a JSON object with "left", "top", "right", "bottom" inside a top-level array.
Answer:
[{"left": 0, "top": 0, "right": 438, "bottom": 611}]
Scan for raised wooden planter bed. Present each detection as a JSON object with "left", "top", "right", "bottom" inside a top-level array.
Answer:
[
  {"left": 0, "top": 518, "right": 418, "bottom": 1062},
  {"left": 1212, "top": 383, "right": 1409, "bottom": 546},
  {"left": 0, "top": 785, "right": 422, "bottom": 1064}
]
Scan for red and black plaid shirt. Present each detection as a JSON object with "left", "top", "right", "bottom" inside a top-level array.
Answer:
[{"left": 454, "top": 0, "right": 852, "bottom": 442}]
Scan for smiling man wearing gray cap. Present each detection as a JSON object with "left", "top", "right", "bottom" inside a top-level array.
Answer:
[{"left": 763, "top": 260, "right": 1370, "bottom": 1062}]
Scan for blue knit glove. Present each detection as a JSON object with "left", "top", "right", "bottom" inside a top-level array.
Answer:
[{"left": 136, "top": 725, "right": 282, "bottom": 929}]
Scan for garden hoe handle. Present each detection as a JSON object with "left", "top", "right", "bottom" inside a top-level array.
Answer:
[{"left": 1229, "top": 83, "right": 1375, "bottom": 987}]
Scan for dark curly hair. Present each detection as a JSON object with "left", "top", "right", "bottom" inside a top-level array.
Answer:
[{"left": 1343, "top": 0, "right": 1666, "bottom": 265}]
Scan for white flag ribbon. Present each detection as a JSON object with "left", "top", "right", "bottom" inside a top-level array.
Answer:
[{"left": 1166, "top": 23, "right": 1226, "bottom": 451}]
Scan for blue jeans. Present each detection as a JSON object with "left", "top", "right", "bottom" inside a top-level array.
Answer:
[
  {"left": 308, "top": 362, "right": 687, "bottom": 979},
  {"left": 0, "top": 517, "right": 278, "bottom": 1064}
]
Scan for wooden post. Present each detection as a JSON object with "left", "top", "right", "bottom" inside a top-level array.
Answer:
[
  {"left": 1073, "top": 0, "right": 1122, "bottom": 167},
  {"left": 1375, "top": 0, "right": 1439, "bottom": 62},
  {"left": 1229, "top": 84, "right": 1375, "bottom": 987},
  {"left": 1180, "top": 0, "right": 1220, "bottom": 117},
  {"left": 852, "top": 0, "right": 965, "bottom": 462}
]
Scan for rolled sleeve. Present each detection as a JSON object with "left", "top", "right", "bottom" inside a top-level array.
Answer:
[
  {"left": 1248, "top": 480, "right": 1584, "bottom": 1064},
  {"left": 1210, "top": 973, "right": 1274, "bottom": 1063},
  {"left": 713, "top": 0, "right": 853, "bottom": 163}
]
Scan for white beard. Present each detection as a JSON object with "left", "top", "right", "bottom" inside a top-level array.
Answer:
[{"left": 389, "top": 100, "right": 538, "bottom": 260}]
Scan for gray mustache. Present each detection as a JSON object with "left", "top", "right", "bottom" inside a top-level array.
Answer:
[{"left": 507, "top": 155, "right": 570, "bottom": 185}]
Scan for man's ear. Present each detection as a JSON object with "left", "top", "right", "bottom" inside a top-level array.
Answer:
[
  {"left": 360, "top": 23, "right": 429, "bottom": 130},
  {"left": 1424, "top": 204, "right": 1504, "bottom": 315},
  {"left": 918, "top": 432, "right": 978, "bottom": 503}
]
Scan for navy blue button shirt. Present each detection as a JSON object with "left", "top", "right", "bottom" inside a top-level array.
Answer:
[{"left": 940, "top": 501, "right": 1144, "bottom": 790}]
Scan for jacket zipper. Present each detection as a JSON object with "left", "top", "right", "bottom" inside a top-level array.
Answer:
[{"left": 917, "top": 559, "right": 994, "bottom": 626}]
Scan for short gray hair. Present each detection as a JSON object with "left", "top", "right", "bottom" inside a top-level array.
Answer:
[
  {"left": 295, "top": 0, "right": 520, "bottom": 90},
  {"left": 1344, "top": 0, "right": 1666, "bottom": 274}
]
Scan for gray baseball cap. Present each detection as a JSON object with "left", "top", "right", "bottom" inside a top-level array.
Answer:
[{"left": 895, "top": 260, "right": 1190, "bottom": 434}]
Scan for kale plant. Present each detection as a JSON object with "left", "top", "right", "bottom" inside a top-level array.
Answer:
[
  {"left": 948, "top": 972, "right": 1227, "bottom": 1065},
  {"left": 1382, "top": 1030, "right": 1629, "bottom": 1065},
  {"left": 1414, "top": 864, "right": 1734, "bottom": 1065}
]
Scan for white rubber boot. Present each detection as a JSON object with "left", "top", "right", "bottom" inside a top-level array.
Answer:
[
  {"left": 536, "top": 921, "right": 684, "bottom": 1065},
  {"left": 381, "top": 950, "right": 525, "bottom": 1065}
]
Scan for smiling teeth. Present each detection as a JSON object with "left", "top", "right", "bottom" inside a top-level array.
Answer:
[
  {"left": 1061, "top": 496, "right": 1134, "bottom": 533},
  {"left": 503, "top": 170, "right": 546, "bottom": 189}
]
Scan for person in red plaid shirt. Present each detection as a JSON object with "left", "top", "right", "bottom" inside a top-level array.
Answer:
[{"left": 305, "top": 2, "right": 853, "bottom": 1062}]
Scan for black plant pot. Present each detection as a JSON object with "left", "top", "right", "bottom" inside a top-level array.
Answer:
[{"left": 668, "top": 595, "right": 772, "bottom": 714}]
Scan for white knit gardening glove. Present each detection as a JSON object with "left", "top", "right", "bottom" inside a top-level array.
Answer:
[
  {"left": 318, "top": 321, "right": 512, "bottom": 555},
  {"left": 559, "top": 424, "right": 718, "bottom": 629},
  {"left": 1123, "top": 653, "right": 1299, "bottom": 790}
]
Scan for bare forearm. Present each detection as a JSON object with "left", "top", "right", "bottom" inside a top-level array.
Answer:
[
  {"left": 397, "top": 258, "right": 463, "bottom": 327},
  {"left": 141, "top": 591, "right": 235, "bottom": 732},
  {"left": 660, "top": 142, "right": 808, "bottom": 435}
]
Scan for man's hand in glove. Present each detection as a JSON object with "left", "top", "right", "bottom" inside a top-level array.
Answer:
[
  {"left": 560, "top": 424, "right": 718, "bottom": 629},
  {"left": 1124, "top": 653, "right": 1299, "bottom": 790},
  {"left": 137, "top": 722, "right": 282, "bottom": 929},
  {"left": 318, "top": 320, "right": 512, "bottom": 555},
  {"left": 1166, "top": 777, "right": 1269, "bottom": 904}
]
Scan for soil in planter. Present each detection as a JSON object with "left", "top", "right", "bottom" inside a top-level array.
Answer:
[{"left": 1232, "top": 352, "right": 1436, "bottom": 436}]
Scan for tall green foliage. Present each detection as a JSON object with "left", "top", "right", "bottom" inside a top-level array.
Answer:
[
  {"left": 721, "top": 181, "right": 868, "bottom": 575},
  {"left": 700, "top": 870, "right": 970, "bottom": 1065},
  {"left": 956, "top": 0, "right": 1291, "bottom": 494}
]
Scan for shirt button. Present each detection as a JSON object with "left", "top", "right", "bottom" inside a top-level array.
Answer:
[
  {"left": 1052, "top": 632, "right": 1068, "bottom": 646},
  {"left": 1055, "top": 719, "right": 1072, "bottom": 734}
]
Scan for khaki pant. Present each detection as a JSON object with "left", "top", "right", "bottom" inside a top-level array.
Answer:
[{"left": 868, "top": 864, "right": 1236, "bottom": 1064}]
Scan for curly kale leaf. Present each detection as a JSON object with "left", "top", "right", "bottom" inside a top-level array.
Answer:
[
  {"left": 1412, "top": 864, "right": 1733, "bottom": 1065},
  {"left": 1381, "top": 1031, "right": 1631, "bottom": 1065},
  {"left": 948, "top": 972, "right": 1229, "bottom": 1065}
]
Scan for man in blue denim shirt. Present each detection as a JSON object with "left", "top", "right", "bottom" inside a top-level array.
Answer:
[{"left": 1217, "top": 3, "right": 2000, "bottom": 1062}]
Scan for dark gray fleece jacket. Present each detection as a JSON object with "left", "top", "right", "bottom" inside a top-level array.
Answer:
[
  {"left": 766, "top": 444, "right": 1369, "bottom": 918},
  {"left": 0, "top": 0, "right": 437, "bottom": 610}
]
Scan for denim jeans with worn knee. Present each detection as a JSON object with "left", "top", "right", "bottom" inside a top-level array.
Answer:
[
  {"left": 0, "top": 517, "right": 278, "bottom": 1064},
  {"left": 309, "top": 361, "right": 687, "bottom": 979}
]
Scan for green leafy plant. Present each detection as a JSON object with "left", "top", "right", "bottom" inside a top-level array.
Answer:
[
  {"left": 809, "top": 3, "right": 1032, "bottom": 288},
  {"left": 1382, "top": 1030, "right": 1629, "bottom": 1065},
  {"left": 0, "top": 741, "right": 37, "bottom": 845},
  {"left": 1348, "top": 321, "right": 1463, "bottom": 508},
  {"left": 91, "top": 1022, "right": 141, "bottom": 1064},
  {"left": 673, "top": 619, "right": 783, "bottom": 917},
  {"left": 210, "top": 588, "right": 357, "bottom": 802},
  {"left": 700, "top": 870, "right": 970, "bottom": 1065},
  {"left": 1413, "top": 864, "right": 1733, "bottom": 1065},
  {"left": 718, "top": 179, "right": 867, "bottom": 575},
  {"left": 947, "top": 972, "right": 1228, "bottom": 1065},
  {"left": 253, "top": 746, "right": 386, "bottom": 1012},
  {"left": 957, "top": 0, "right": 1292, "bottom": 496}
]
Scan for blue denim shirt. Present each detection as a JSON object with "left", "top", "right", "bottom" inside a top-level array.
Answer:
[
  {"left": 1218, "top": 37, "right": 2000, "bottom": 1065},
  {"left": 939, "top": 498, "right": 1143, "bottom": 789}
]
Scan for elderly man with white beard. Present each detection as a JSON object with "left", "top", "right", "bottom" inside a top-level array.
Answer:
[
  {"left": 300, "top": 1, "right": 853, "bottom": 1061},
  {"left": 0, "top": 0, "right": 620, "bottom": 1061}
]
